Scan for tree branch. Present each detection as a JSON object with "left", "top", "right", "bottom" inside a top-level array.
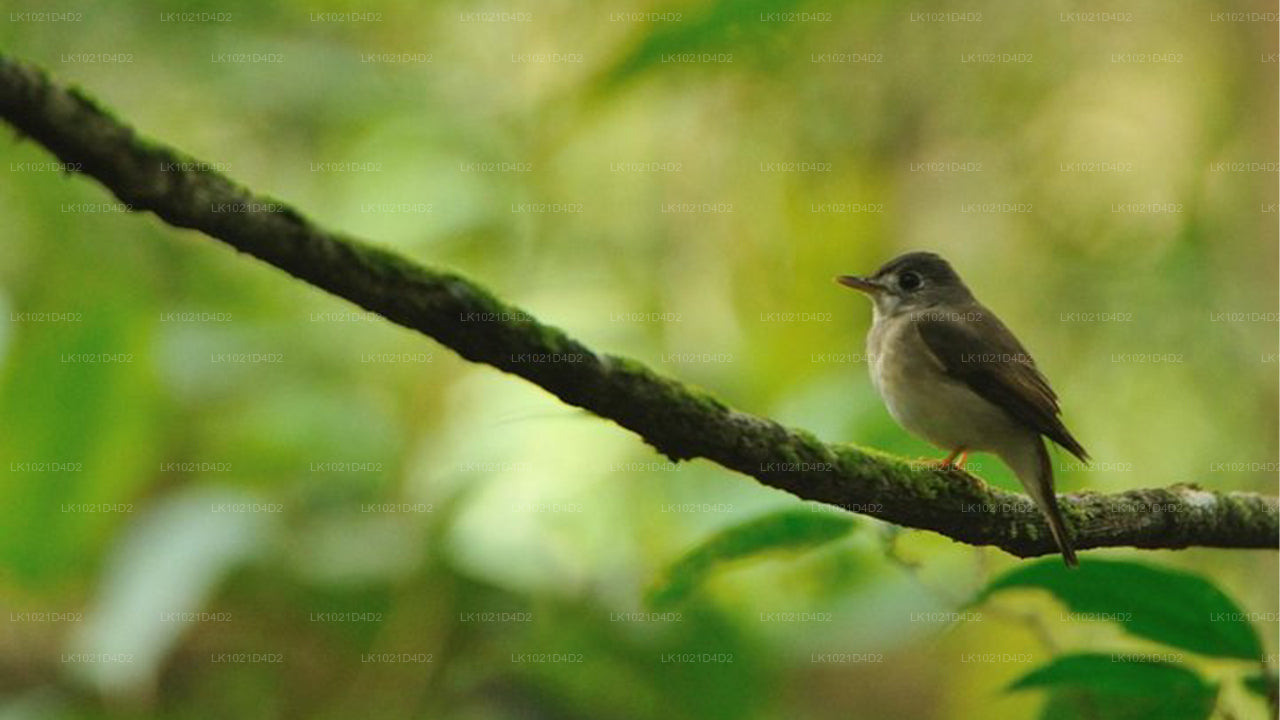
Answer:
[{"left": 2, "top": 54, "right": 1274, "bottom": 559}]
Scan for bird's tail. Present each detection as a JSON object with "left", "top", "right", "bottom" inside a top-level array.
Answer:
[{"left": 1001, "top": 436, "right": 1078, "bottom": 568}]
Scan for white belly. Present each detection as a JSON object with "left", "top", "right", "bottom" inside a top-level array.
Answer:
[{"left": 868, "top": 315, "right": 1024, "bottom": 453}]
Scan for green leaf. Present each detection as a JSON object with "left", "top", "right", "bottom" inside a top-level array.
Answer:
[
  {"left": 0, "top": 250, "right": 160, "bottom": 586},
  {"left": 646, "top": 508, "right": 856, "bottom": 609},
  {"left": 599, "top": 0, "right": 811, "bottom": 89},
  {"left": 1010, "top": 653, "right": 1217, "bottom": 720},
  {"left": 976, "top": 558, "right": 1263, "bottom": 660},
  {"left": 1244, "top": 671, "right": 1277, "bottom": 701}
]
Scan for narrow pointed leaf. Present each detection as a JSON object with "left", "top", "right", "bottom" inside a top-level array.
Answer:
[{"left": 647, "top": 509, "right": 856, "bottom": 609}]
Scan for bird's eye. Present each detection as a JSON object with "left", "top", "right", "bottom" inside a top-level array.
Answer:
[{"left": 898, "top": 271, "right": 923, "bottom": 291}]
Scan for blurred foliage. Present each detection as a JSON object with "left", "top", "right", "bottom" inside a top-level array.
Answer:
[
  {"left": 978, "top": 558, "right": 1264, "bottom": 660},
  {"left": 1009, "top": 654, "right": 1218, "bottom": 720},
  {"left": 0, "top": 0, "right": 1276, "bottom": 718},
  {"left": 979, "top": 559, "right": 1267, "bottom": 717},
  {"left": 646, "top": 508, "right": 857, "bottom": 609}
]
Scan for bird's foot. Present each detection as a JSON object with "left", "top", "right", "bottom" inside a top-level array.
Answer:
[
  {"left": 944, "top": 448, "right": 969, "bottom": 469},
  {"left": 914, "top": 448, "right": 969, "bottom": 471}
]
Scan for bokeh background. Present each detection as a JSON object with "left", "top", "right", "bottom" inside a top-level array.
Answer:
[{"left": 0, "top": 0, "right": 1276, "bottom": 718}]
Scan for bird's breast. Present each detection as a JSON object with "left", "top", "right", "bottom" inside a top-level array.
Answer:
[{"left": 866, "top": 315, "right": 1020, "bottom": 453}]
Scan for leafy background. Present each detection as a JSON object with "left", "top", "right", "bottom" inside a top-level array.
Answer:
[{"left": 0, "top": 0, "right": 1276, "bottom": 718}]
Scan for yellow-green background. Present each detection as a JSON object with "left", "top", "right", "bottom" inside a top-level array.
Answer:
[{"left": 0, "top": 0, "right": 1275, "bottom": 718}]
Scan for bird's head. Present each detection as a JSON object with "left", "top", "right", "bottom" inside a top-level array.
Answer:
[{"left": 836, "top": 251, "right": 974, "bottom": 318}]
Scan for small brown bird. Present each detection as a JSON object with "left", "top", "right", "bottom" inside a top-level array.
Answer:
[{"left": 837, "top": 252, "right": 1087, "bottom": 566}]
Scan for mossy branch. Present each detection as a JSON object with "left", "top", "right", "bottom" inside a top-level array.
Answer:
[{"left": 1, "top": 54, "right": 1275, "bottom": 560}]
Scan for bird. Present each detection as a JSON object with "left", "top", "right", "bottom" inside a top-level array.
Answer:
[{"left": 836, "top": 251, "right": 1087, "bottom": 566}]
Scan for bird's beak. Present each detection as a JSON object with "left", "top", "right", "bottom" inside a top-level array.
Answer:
[{"left": 835, "top": 275, "right": 884, "bottom": 295}]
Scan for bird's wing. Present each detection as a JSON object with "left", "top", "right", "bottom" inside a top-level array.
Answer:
[{"left": 914, "top": 308, "right": 1089, "bottom": 461}]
